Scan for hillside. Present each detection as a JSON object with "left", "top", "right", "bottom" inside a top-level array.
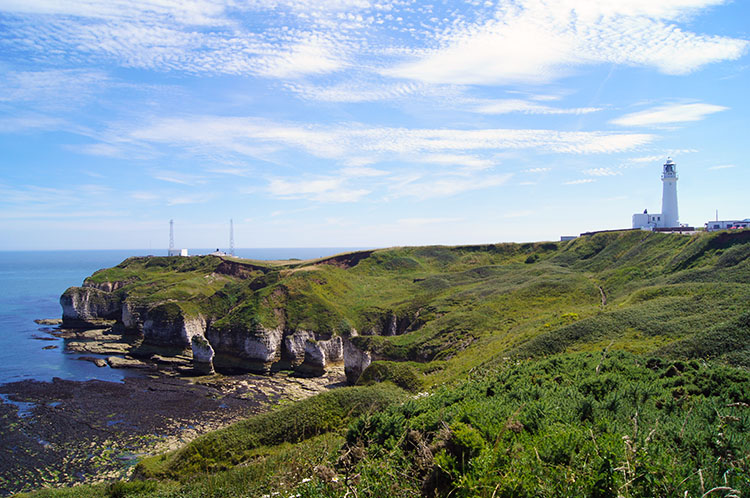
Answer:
[{"left": 22, "top": 229, "right": 750, "bottom": 497}]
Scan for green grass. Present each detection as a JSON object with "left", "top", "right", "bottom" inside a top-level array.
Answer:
[
  {"left": 136, "top": 383, "right": 406, "bottom": 479},
  {"left": 21, "top": 352, "right": 750, "bottom": 498}
]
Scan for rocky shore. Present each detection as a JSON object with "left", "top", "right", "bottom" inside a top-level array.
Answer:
[{"left": 0, "top": 320, "right": 346, "bottom": 496}]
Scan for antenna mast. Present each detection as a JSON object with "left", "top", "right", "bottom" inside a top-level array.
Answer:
[
  {"left": 229, "top": 219, "right": 235, "bottom": 256},
  {"left": 169, "top": 219, "right": 175, "bottom": 253}
]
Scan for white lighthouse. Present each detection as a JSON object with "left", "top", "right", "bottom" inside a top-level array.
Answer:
[
  {"left": 660, "top": 158, "right": 679, "bottom": 228},
  {"left": 632, "top": 157, "right": 680, "bottom": 230}
]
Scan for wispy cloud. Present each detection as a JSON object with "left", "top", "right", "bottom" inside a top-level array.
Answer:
[
  {"left": 119, "top": 116, "right": 655, "bottom": 163},
  {"left": 152, "top": 170, "right": 207, "bottom": 186},
  {"left": 583, "top": 167, "right": 621, "bottom": 176},
  {"left": 708, "top": 164, "right": 736, "bottom": 170},
  {"left": 383, "top": 1, "right": 748, "bottom": 86},
  {"left": 387, "top": 173, "right": 513, "bottom": 200},
  {"left": 563, "top": 179, "right": 596, "bottom": 185},
  {"left": 524, "top": 167, "right": 551, "bottom": 173},
  {"left": 611, "top": 102, "right": 728, "bottom": 127},
  {"left": 0, "top": 115, "right": 67, "bottom": 133},
  {"left": 0, "top": 69, "right": 109, "bottom": 109},
  {"left": 267, "top": 177, "right": 370, "bottom": 202},
  {"left": 474, "top": 99, "right": 601, "bottom": 115}
]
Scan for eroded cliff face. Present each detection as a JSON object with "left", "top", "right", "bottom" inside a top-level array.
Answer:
[
  {"left": 61, "top": 287, "right": 122, "bottom": 327},
  {"left": 344, "top": 334, "right": 371, "bottom": 385},
  {"left": 60, "top": 272, "right": 376, "bottom": 383},
  {"left": 206, "top": 323, "right": 284, "bottom": 374},
  {"left": 141, "top": 303, "right": 206, "bottom": 348}
]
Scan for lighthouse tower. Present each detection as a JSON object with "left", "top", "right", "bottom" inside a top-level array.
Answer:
[{"left": 660, "top": 157, "right": 679, "bottom": 228}]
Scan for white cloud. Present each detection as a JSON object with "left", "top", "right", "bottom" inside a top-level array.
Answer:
[
  {"left": 611, "top": 102, "right": 728, "bottom": 127},
  {"left": 474, "top": 99, "right": 601, "bottom": 115},
  {"left": 267, "top": 177, "right": 370, "bottom": 202},
  {"left": 563, "top": 179, "right": 596, "bottom": 185},
  {"left": 0, "top": 0, "right": 232, "bottom": 26},
  {"left": 286, "top": 79, "right": 427, "bottom": 103},
  {"left": 417, "top": 153, "right": 495, "bottom": 171},
  {"left": 383, "top": 0, "right": 747, "bottom": 85},
  {"left": 708, "top": 164, "right": 736, "bottom": 170},
  {"left": 153, "top": 171, "right": 207, "bottom": 185},
  {"left": 583, "top": 167, "right": 621, "bottom": 176},
  {"left": 524, "top": 167, "right": 551, "bottom": 173},
  {"left": 0, "top": 69, "right": 109, "bottom": 108},
  {"left": 121, "top": 116, "right": 655, "bottom": 162},
  {"left": 255, "top": 35, "right": 347, "bottom": 79},
  {"left": 0, "top": 115, "right": 67, "bottom": 133},
  {"left": 388, "top": 173, "right": 513, "bottom": 200},
  {"left": 339, "top": 165, "right": 390, "bottom": 177},
  {"left": 74, "top": 143, "right": 125, "bottom": 157},
  {"left": 628, "top": 154, "right": 666, "bottom": 163}
]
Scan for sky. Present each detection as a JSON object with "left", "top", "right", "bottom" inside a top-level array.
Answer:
[{"left": 0, "top": 0, "right": 748, "bottom": 250}]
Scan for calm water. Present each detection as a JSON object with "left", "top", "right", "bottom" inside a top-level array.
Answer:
[{"left": 0, "top": 248, "right": 362, "bottom": 385}]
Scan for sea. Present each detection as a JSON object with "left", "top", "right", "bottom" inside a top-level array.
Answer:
[{"left": 0, "top": 248, "right": 362, "bottom": 386}]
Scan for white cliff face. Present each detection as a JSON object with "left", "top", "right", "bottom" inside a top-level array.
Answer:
[
  {"left": 191, "top": 334, "right": 215, "bottom": 374},
  {"left": 182, "top": 315, "right": 207, "bottom": 347},
  {"left": 61, "top": 287, "right": 121, "bottom": 325},
  {"left": 242, "top": 326, "right": 284, "bottom": 364},
  {"left": 284, "top": 329, "right": 315, "bottom": 367},
  {"left": 299, "top": 335, "right": 346, "bottom": 375},
  {"left": 320, "top": 336, "right": 344, "bottom": 364},
  {"left": 121, "top": 300, "right": 148, "bottom": 332},
  {"left": 344, "top": 336, "right": 371, "bottom": 384},
  {"left": 141, "top": 304, "right": 206, "bottom": 348},
  {"left": 61, "top": 279, "right": 375, "bottom": 380}
]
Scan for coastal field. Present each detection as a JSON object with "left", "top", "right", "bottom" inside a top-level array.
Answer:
[{"left": 12, "top": 229, "right": 750, "bottom": 497}]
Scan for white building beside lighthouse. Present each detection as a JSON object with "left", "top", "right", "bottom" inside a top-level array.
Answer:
[{"left": 632, "top": 158, "right": 680, "bottom": 229}]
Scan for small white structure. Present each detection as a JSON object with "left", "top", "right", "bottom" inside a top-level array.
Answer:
[
  {"left": 633, "top": 158, "right": 680, "bottom": 230},
  {"left": 705, "top": 219, "right": 750, "bottom": 231},
  {"left": 169, "top": 248, "right": 189, "bottom": 257}
]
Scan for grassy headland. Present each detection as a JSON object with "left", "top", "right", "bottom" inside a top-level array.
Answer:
[{"left": 20, "top": 229, "right": 750, "bottom": 496}]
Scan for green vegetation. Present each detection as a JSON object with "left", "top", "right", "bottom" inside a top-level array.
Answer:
[
  {"left": 27, "top": 230, "right": 750, "bottom": 496},
  {"left": 19, "top": 353, "right": 750, "bottom": 498},
  {"left": 136, "top": 383, "right": 406, "bottom": 479}
]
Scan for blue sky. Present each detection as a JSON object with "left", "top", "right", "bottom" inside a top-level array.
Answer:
[{"left": 0, "top": 0, "right": 748, "bottom": 250}]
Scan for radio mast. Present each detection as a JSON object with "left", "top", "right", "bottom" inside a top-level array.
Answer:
[
  {"left": 169, "top": 219, "right": 175, "bottom": 254},
  {"left": 229, "top": 219, "right": 235, "bottom": 256}
]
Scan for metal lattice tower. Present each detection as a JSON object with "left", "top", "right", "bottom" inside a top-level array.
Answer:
[
  {"left": 169, "top": 219, "right": 175, "bottom": 253},
  {"left": 229, "top": 219, "right": 235, "bottom": 256}
]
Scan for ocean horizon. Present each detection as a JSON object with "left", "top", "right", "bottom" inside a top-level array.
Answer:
[{"left": 0, "top": 248, "right": 367, "bottom": 386}]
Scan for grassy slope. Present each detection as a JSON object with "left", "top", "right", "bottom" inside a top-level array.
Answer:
[{"left": 26, "top": 230, "right": 750, "bottom": 497}]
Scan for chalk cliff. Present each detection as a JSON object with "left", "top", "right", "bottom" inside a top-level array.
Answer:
[{"left": 59, "top": 253, "right": 380, "bottom": 381}]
